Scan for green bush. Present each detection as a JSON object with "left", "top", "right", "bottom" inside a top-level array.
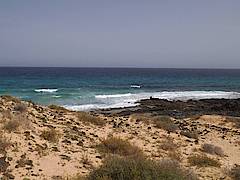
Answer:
[
  {"left": 96, "top": 137, "right": 142, "bottom": 157},
  {"left": 188, "top": 154, "right": 221, "bottom": 167},
  {"left": 87, "top": 156, "right": 197, "bottom": 180}
]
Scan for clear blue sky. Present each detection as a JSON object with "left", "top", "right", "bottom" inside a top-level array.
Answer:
[{"left": 0, "top": 0, "right": 240, "bottom": 68}]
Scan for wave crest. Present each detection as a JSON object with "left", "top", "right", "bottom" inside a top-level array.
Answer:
[{"left": 34, "top": 89, "right": 58, "bottom": 93}]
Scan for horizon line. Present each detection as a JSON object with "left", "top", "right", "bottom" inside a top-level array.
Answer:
[{"left": 0, "top": 66, "right": 240, "bottom": 70}]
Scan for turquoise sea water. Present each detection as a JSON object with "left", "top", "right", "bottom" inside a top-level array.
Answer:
[{"left": 1, "top": 67, "right": 240, "bottom": 111}]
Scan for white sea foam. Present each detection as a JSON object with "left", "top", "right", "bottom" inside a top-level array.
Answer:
[
  {"left": 95, "top": 93, "right": 132, "bottom": 98},
  {"left": 130, "top": 85, "right": 141, "bottom": 88},
  {"left": 65, "top": 91, "right": 240, "bottom": 111},
  {"left": 34, "top": 89, "right": 58, "bottom": 93}
]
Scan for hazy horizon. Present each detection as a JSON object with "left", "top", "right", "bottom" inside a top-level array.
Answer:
[{"left": 1, "top": 1, "right": 240, "bottom": 68}]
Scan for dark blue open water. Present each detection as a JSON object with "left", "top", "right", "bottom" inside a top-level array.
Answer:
[{"left": 1, "top": 67, "right": 240, "bottom": 110}]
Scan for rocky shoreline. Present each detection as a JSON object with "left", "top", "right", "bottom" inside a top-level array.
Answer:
[
  {"left": 0, "top": 95, "right": 240, "bottom": 179},
  {"left": 95, "top": 98, "right": 240, "bottom": 118}
]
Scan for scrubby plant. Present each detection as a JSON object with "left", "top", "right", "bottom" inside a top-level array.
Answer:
[
  {"left": 202, "top": 143, "right": 224, "bottom": 157},
  {"left": 188, "top": 154, "right": 221, "bottom": 167},
  {"left": 87, "top": 155, "right": 197, "bottom": 180},
  {"left": 96, "top": 137, "right": 142, "bottom": 157},
  {"left": 40, "top": 128, "right": 60, "bottom": 143},
  {"left": 3, "top": 119, "right": 20, "bottom": 132},
  {"left": 159, "top": 137, "right": 178, "bottom": 151},
  {"left": 14, "top": 103, "right": 27, "bottom": 113},
  {"left": 0, "top": 135, "right": 11, "bottom": 154},
  {"left": 77, "top": 112, "right": 106, "bottom": 126},
  {"left": 3, "top": 114, "right": 30, "bottom": 132},
  {"left": 152, "top": 116, "right": 178, "bottom": 132},
  {"left": 228, "top": 164, "right": 240, "bottom": 180},
  {"left": 180, "top": 130, "right": 199, "bottom": 140}
]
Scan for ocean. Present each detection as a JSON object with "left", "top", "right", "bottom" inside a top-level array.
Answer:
[{"left": 1, "top": 67, "right": 240, "bottom": 111}]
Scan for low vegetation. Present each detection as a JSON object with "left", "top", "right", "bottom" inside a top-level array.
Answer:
[
  {"left": 14, "top": 103, "right": 27, "bottom": 113},
  {"left": 188, "top": 154, "right": 221, "bottom": 167},
  {"left": 131, "top": 114, "right": 178, "bottom": 132},
  {"left": 228, "top": 164, "right": 240, "bottom": 180},
  {"left": 3, "top": 114, "right": 29, "bottom": 132},
  {"left": 40, "top": 128, "right": 60, "bottom": 143},
  {"left": 86, "top": 156, "right": 197, "bottom": 180},
  {"left": 202, "top": 143, "right": 224, "bottom": 157},
  {"left": 3, "top": 119, "right": 20, "bottom": 132},
  {"left": 180, "top": 130, "right": 199, "bottom": 140},
  {"left": 96, "top": 137, "right": 142, "bottom": 157},
  {"left": 159, "top": 137, "right": 178, "bottom": 151},
  {"left": 0, "top": 135, "right": 11, "bottom": 154},
  {"left": 77, "top": 112, "right": 106, "bottom": 126},
  {"left": 152, "top": 116, "right": 178, "bottom": 132}
]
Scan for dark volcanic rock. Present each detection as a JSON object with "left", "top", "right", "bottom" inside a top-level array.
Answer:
[{"left": 97, "top": 98, "right": 240, "bottom": 118}]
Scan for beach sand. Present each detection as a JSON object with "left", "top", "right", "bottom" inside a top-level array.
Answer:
[{"left": 0, "top": 95, "right": 240, "bottom": 179}]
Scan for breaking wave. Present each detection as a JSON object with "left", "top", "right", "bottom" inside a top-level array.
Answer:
[
  {"left": 65, "top": 91, "right": 240, "bottom": 111},
  {"left": 34, "top": 89, "right": 58, "bottom": 93}
]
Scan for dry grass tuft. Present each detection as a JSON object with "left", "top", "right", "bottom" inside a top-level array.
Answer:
[
  {"left": 96, "top": 137, "right": 142, "bottom": 157},
  {"left": 87, "top": 155, "right": 197, "bottom": 180},
  {"left": 77, "top": 112, "right": 106, "bottom": 126},
  {"left": 188, "top": 154, "right": 221, "bottom": 167},
  {"left": 40, "top": 128, "right": 60, "bottom": 143},
  {"left": 202, "top": 143, "right": 224, "bottom": 157}
]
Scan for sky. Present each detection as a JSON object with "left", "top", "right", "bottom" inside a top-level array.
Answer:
[{"left": 0, "top": 0, "right": 240, "bottom": 68}]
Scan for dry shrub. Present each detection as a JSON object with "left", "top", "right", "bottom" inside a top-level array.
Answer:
[
  {"left": 14, "top": 103, "right": 27, "bottom": 113},
  {"left": 159, "top": 137, "right": 178, "bottom": 151},
  {"left": 3, "top": 119, "right": 20, "bottom": 132},
  {"left": 130, "top": 114, "right": 178, "bottom": 132},
  {"left": 188, "top": 154, "right": 221, "bottom": 167},
  {"left": 159, "top": 137, "right": 182, "bottom": 162},
  {"left": 168, "top": 151, "right": 182, "bottom": 162},
  {"left": 41, "top": 128, "right": 60, "bottom": 143},
  {"left": 96, "top": 137, "right": 142, "bottom": 157},
  {"left": 1, "top": 110, "right": 12, "bottom": 120},
  {"left": 81, "top": 153, "right": 91, "bottom": 166},
  {"left": 87, "top": 155, "right": 197, "bottom": 180},
  {"left": 180, "top": 130, "right": 199, "bottom": 139},
  {"left": 228, "top": 165, "right": 240, "bottom": 180},
  {"left": 0, "top": 135, "right": 11, "bottom": 154},
  {"left": 3, "top": 114, "right": 30, "bottom": 132},
  {"left": 77, "top": 112, "right": 106, "bottom": 126},
  {"left": 202, "top": 143, "right": 224, "bottom": 157},
  {"left": 152, "top": 116, "right": 178, "bottom": 132}
]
